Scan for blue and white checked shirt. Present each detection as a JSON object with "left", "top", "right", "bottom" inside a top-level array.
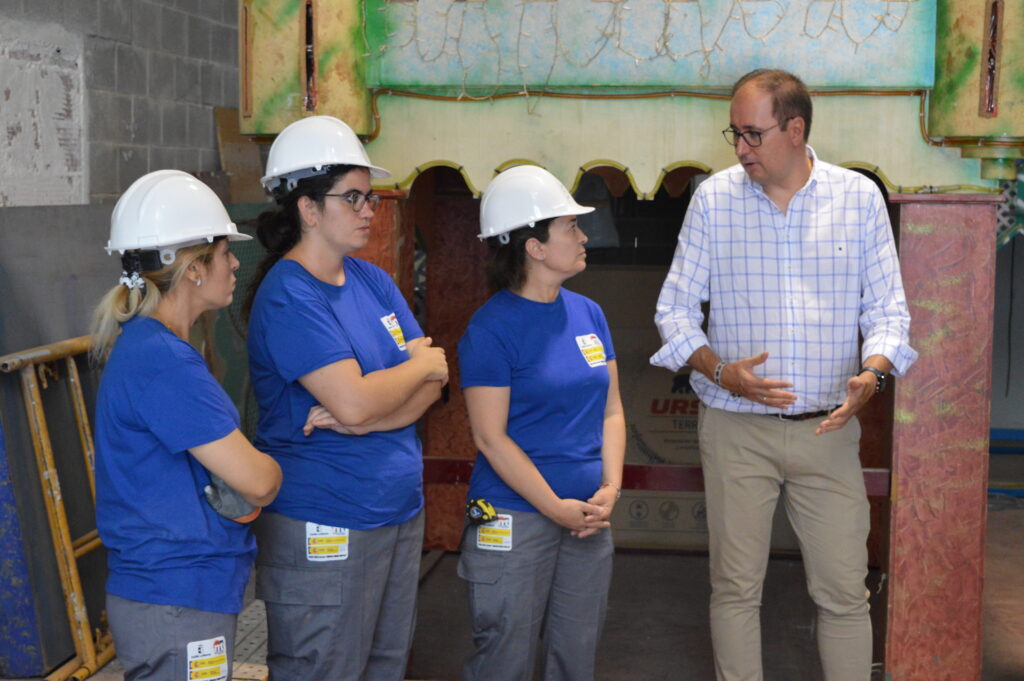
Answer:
[{"left": 651, "top": 146, "right": 917, "bottom": 413}]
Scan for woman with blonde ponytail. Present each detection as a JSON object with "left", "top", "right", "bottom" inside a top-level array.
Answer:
[
  {"left": 91, "top": 243, "right": 202, "bottom": 363},
  {"left": 92, "top": 170, "right": 281, "bottom": 681}
]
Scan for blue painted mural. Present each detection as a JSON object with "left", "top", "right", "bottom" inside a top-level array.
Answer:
[{"left": 367, "top": 0, "right": 936, "bottom": 91}]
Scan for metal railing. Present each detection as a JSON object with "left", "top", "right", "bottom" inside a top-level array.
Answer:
[{"left": 0, "top": 335, "right": 114, "bottom": 681}]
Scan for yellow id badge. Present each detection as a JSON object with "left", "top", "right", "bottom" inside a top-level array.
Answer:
[
  {"left": 476, "top": 514, "right": 513, "bottom": 552},
  {"left": 306, "top": 522, "right": 349, "bottom": 561},
  {"left": 187, "top": 636, "right": 228, "bottom": 681},
  {"left": 380, "top": 313, "right": 407, "bottom": 350},
  {"left": 575, "top": 334, "right": 607, "bottom": 367}
]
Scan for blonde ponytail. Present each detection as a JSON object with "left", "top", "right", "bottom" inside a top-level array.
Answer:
[{"left": 89, "top": 241, "right": 221, "bottom": 365}]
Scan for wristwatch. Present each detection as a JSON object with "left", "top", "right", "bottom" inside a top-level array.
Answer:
[{"left": 858, "top": 367, "right": 887, "bottom": 394}]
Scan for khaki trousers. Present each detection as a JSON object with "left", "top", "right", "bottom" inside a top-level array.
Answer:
[{"left": 699, "top": 407, "right": 871, "bottom": 681}]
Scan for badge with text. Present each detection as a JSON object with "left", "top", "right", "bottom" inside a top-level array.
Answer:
[
  {"left": 575, "top": 334, "right": 607, "bottom": 367},
  {"left": 380, "top": 313, "right": 407, "bottom": 350},
  {"left": 306, "top": 522, "right": 350, "bottom": 561},
  {"left": 187, "top": 636, "right": 228, "bottom": 681},
  {"left": 476, "top": 513, "right": 513, "bottom": 552}
]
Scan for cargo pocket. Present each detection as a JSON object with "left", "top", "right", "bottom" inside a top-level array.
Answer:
[
  {"left": 254, "top": 513, "right": 353, "bottom": 606},
  {"left": 255, "top": 563, "right": 347, "bottom": 606},
  {"left": 458, "top": 550, "right": 506, "bottom": 635}
]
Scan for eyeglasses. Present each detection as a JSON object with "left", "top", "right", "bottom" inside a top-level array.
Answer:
[
  {"left": 323, "top": 190, "right": 381, "bottom": 213},
  {"left": 721, "top": 118, "right": 791, "bottom": 148}
]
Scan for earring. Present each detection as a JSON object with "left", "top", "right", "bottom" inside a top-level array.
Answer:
[{"left": 195, "top": 279, "right": 202, "bottom": 287}]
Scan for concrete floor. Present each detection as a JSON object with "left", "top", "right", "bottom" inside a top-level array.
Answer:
[
  {"left": 408, "top": 550, "right": 832, "bottom": 681},
  {"left": 36, "top": 497, "right": 1024, "bottom": 681}
]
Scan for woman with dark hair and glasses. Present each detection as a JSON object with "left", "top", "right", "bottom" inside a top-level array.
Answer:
[
  {"left": 245, "top": 116, "right": 448, "bottom": 681},
  {"left": 457, "top": 165, "right": 625, "bottom": 681}
]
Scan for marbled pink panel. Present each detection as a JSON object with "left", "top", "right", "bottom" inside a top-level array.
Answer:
[
  {"left": 885, "top": 195, "right": 1001, "bottom": 680},
  {"left": 417, "top": 170, "right": 490, "bottom": 550},
  {"left": 352, "top": 190, "right": 408, "bottom": 280}
]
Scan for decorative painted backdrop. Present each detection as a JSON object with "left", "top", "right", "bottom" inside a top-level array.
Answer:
[{"left": 367, "top": 0, "right": 936, "bottom": 92}]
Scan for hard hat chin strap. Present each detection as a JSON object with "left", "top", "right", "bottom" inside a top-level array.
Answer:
[{"left": 498, "top": 233, "right": 510, "bottom": 245}]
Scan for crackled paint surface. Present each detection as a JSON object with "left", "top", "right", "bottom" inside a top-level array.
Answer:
[
  {"left": 366, "top": 0, "right": 936, "bottom": 89},
  {"left": 244, "top": 0, "right": 940, "bottom": 135},
  {"left": 0, "top": 20, "right": 85, "bottom": 206}
]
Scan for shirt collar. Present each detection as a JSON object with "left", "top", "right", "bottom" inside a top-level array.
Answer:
[{"left": 742, "top": 144, "right": 821, "bottom": 199}]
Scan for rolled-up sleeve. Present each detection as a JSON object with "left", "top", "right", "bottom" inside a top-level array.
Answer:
[
  {"left": 650, "top": 192, "right": 712, "bottom": 372},
  {"left": 858, "top": 192, "right": 918, "bottom": 376}
]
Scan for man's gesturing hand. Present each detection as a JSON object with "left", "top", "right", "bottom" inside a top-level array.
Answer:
[{"left": 720, "top": 352, "right": 797, "bottom": 409}]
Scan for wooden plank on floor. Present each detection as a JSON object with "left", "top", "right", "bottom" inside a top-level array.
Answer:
[{"left": 233, "top": 662, "right": 269, "bottom": 681}]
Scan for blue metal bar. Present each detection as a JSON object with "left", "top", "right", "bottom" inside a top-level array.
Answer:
[{"left": 0, "top": 418, "right": 45, "bottom": 676}]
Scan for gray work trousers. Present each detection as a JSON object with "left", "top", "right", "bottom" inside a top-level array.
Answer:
[
  {"left": 106, "top": 593, "right": 237, "bottom": 681},
  {"left": 254, "top": 510, "right": 424, "bottom": 681},
  {"left": 458, "top": 508, "right": 614, "bottom": 681}
]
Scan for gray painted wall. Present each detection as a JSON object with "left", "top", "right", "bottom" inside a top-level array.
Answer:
[
  {"left": 0, "top": 1, "right": 240, "bottom": 672},
  {"left": 1, "top": 0, "right": 239, "bottom": 352}
]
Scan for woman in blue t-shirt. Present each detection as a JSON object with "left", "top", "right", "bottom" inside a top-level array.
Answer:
[
  {"left": 93, "top": 170, "right": 282, "bottom": 681},
  {"left": 244, "top": 116, "right": 447, "bottom": 681},
  {"left": 457, "top": 165, "right": 626, "bottom": 681}
]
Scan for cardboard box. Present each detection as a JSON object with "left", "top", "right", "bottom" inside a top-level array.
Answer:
[
  {"left": 566, "top": 267, "right": 700, "bottom": 464},
  {"left": 568, "top": 266, "right": 800, "bottom": 552},
  {"left": 611, "top": 489, "right": 801, "bottom": 552}
]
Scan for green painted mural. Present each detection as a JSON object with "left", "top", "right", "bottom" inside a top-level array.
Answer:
[
  {"left": 364, "top": 0, "right": 936, "bottom": 91},
  {"left": 238, "top": 0, "right": 1021, "bottom": 185},
  {"left": 930, "top": 0, "right": 1023, "bottom": 179}
]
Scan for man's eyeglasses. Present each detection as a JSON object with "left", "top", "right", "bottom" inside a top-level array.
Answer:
[
  {"left": 323, "top": 190, "right": 381, "bottom": 213},
  {"left": 721, "top": 118, "right": 792, "bottom": 148}
]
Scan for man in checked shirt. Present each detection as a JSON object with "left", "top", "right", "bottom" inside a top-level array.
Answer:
[{"left": 651, "top": 69, "right": 917, "bottom": 681}]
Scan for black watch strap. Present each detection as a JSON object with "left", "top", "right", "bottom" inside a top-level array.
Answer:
[{"left": 859, "top": 367, "right": 887, "bottom": 394}]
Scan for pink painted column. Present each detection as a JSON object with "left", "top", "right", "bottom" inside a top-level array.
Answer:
[{"left": 885, "top": 194, "right": 1002, "bottom": 680}]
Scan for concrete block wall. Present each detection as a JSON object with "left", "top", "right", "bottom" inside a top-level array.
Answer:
[
  {"left": 78, "top": 0, "right": 238, "bottom": 200},
  {"left": 0, "top": 0, "right": 240, "bottom": 350},
  {"left": 0, "top": 2, "right": 241, "bottom": 674}
]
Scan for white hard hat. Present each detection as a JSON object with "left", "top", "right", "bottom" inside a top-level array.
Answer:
[
  {"left": 479, "top": 165, "right": 594, "bottom": 242},
  {"left": 106, "top": 170, "right": 251, "bottom": 266},
  {"left": 261, "top": 115, "right": 390, "bottom": 193}
]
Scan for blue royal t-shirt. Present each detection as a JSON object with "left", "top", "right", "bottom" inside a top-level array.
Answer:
[
  {"left": 247, "top": 258, "right": 425, "bottom": 529},
  {"left": 94, "top": 317, "right": 255, "bottom": 614},
  {"left": 458, "top": 288, "right": 615, "bottom": 512}
]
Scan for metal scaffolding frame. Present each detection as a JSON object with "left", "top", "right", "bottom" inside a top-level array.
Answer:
[{"left": 0, "top": 336, "right": 114, "bottom": 681}]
